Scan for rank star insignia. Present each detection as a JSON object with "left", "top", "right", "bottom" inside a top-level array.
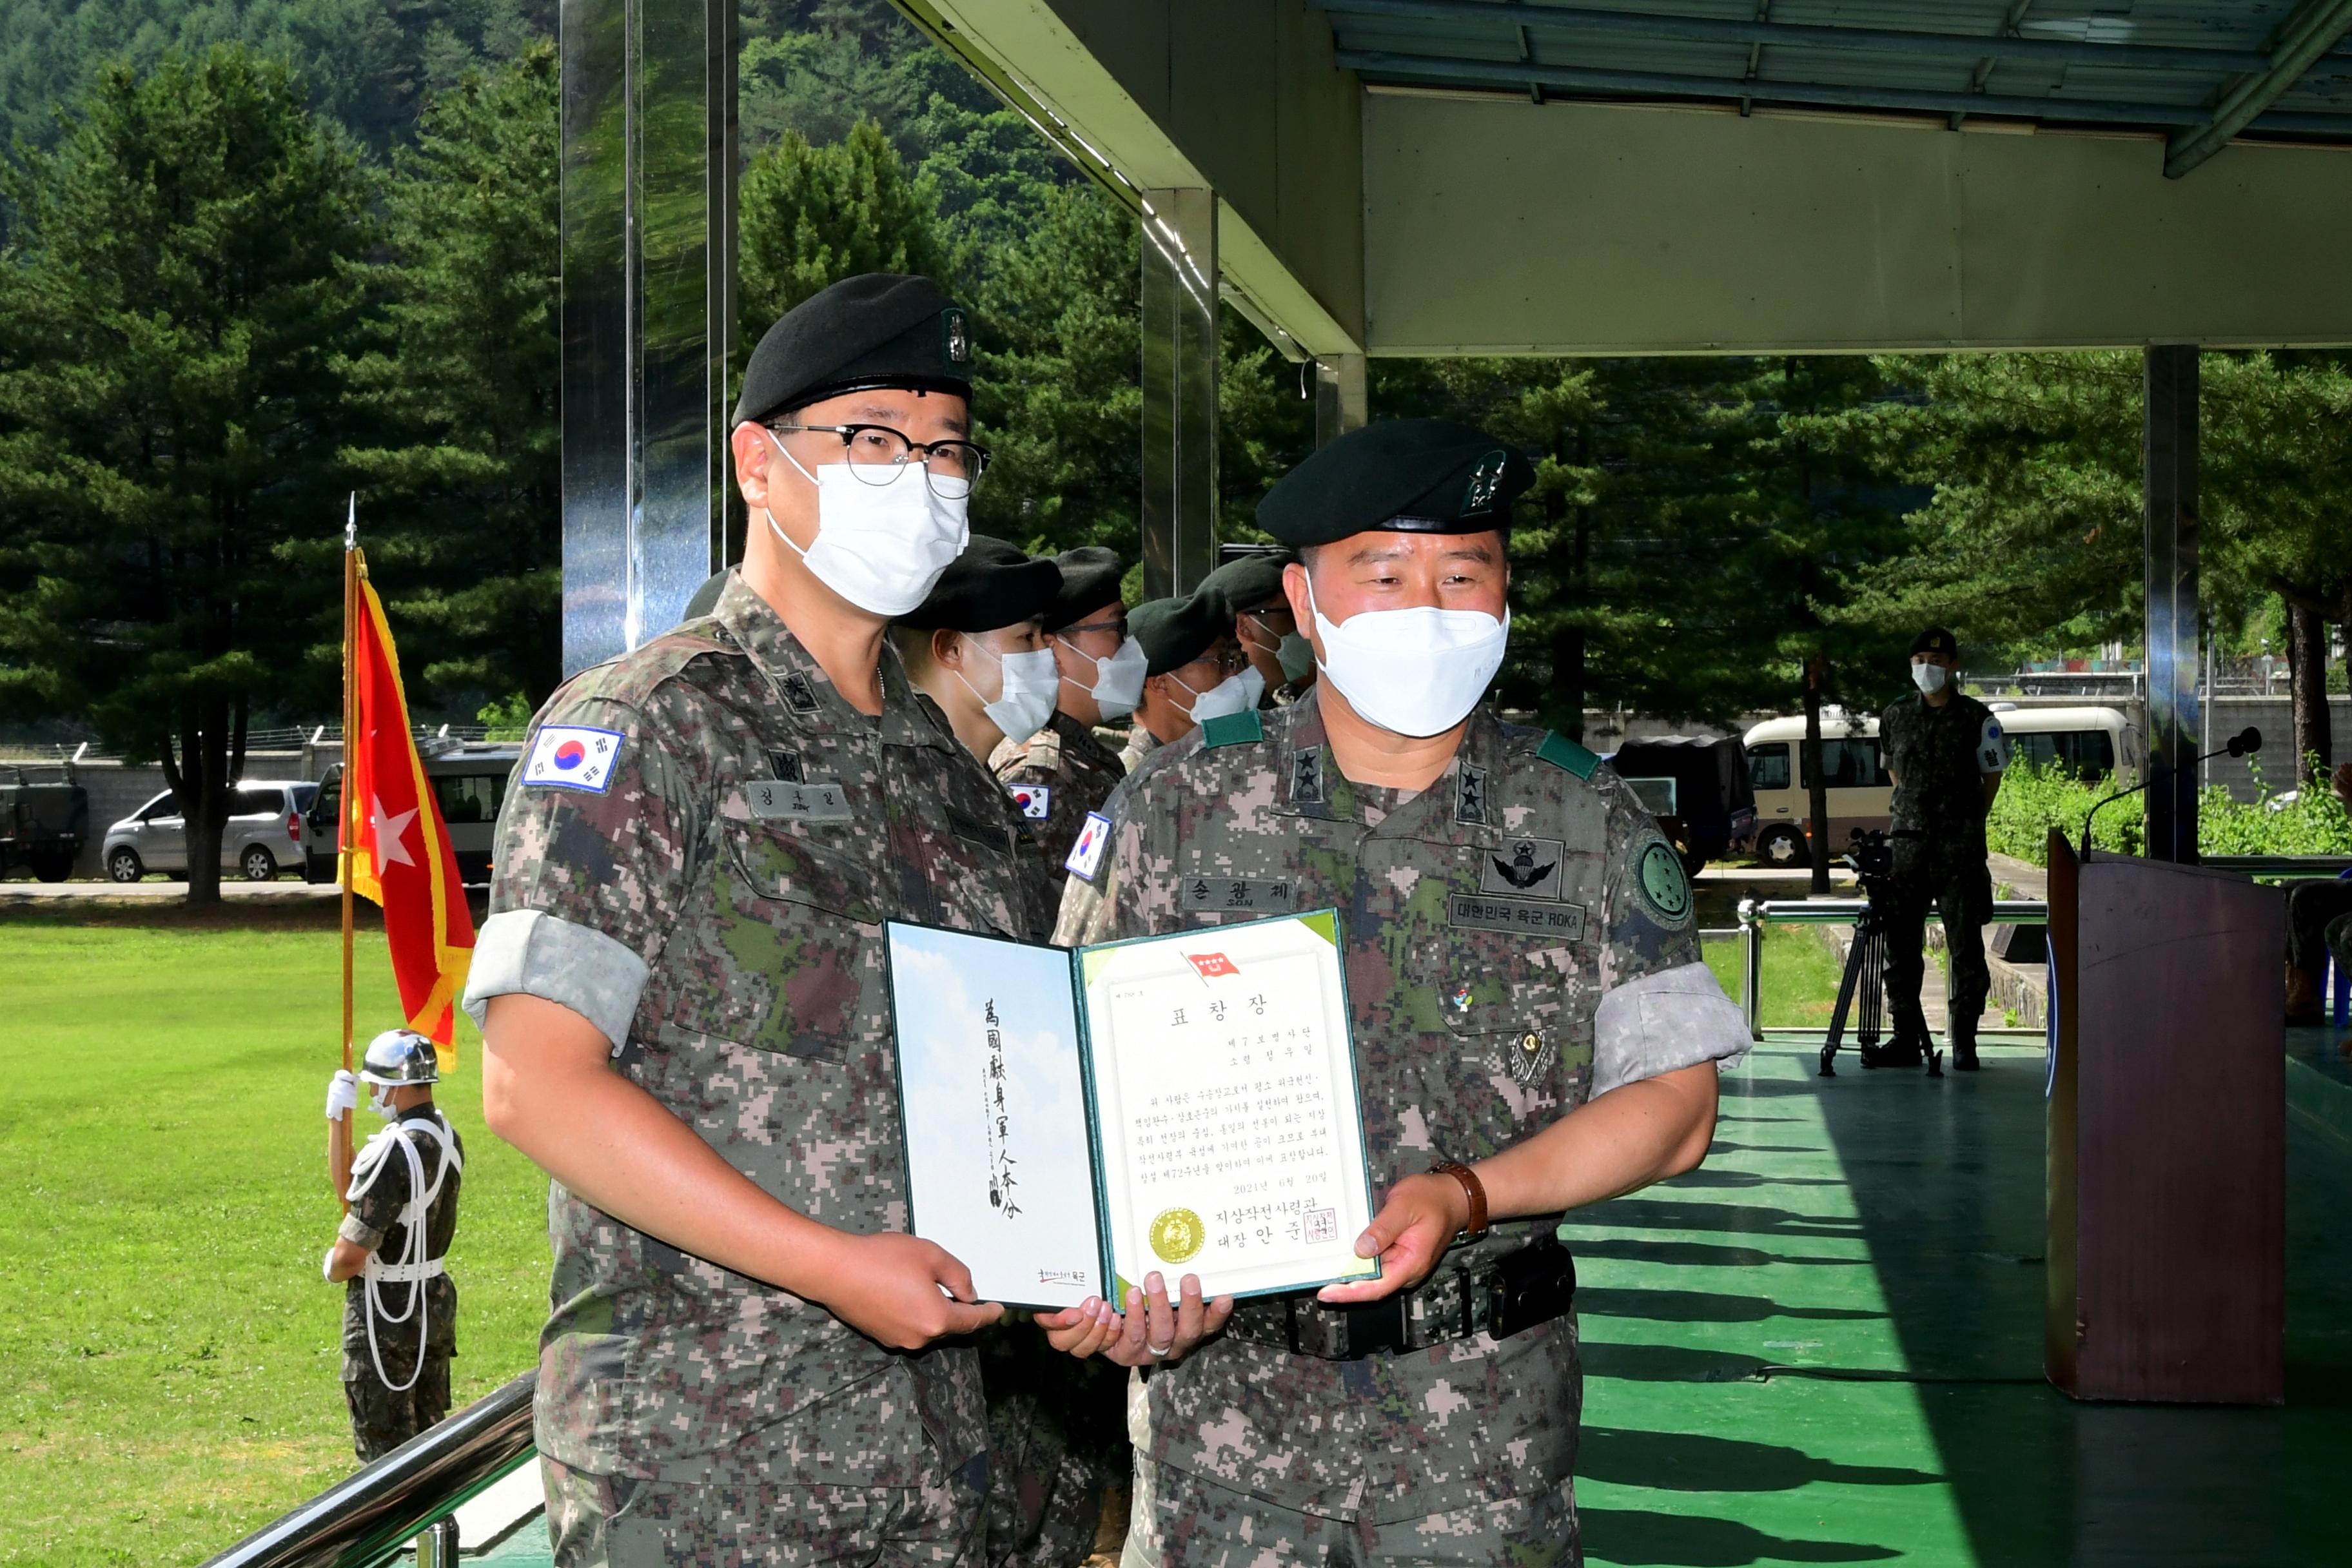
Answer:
[
  {"left": 1455, "top": 763, "right": 1487, "bottom": 825},
  {"left": 1291, "top": 750, "right": 1324, "bottom": 804}
]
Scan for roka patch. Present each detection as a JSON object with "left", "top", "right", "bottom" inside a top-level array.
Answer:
[{"left": 524, "top": 725, "right": 624, "bottom": 794}]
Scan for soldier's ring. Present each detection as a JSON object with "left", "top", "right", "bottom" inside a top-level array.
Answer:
[{"left": 1146, "top": 1341, "right": 1174, "bottom": 1357}]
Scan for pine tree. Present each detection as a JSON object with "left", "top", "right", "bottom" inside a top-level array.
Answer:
[
  {"left": 736, "top": 117, "right": 950, "bottom": 355},
  {"left": 0, "top": 45, "right": 375, "bottom": 903},
  {"left": 342, "top": 43, "right": 562, "bottom": 710}
]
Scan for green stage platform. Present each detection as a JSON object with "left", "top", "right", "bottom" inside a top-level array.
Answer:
[{"left": 461, "top": 1033, "right": 2352, "bottom": 1565}]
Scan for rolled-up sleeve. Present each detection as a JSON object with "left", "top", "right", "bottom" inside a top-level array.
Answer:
[
  {"left": 1591, "top": 961, "right": 1751, "bottom": 1096},
  {"left": 458, "top": 690, "right": 700, "bottom": 1048}
]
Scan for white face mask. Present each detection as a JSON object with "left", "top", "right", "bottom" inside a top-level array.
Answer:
[
  {"left": 1171, "top": 669, "right": 1255, "bottom": 725},
  {"left": 367, "top": 1083, "right": 398, "bottom": 1121},
  {"left": 1912, "top": 662, "right": 1949, "bottom": 695},
  {"left": 1234, "top": 665, "right": 1268, "bottom": 711},
  {"left": 765, "top": 433, "right": 968, "bottom": 617},
  {"left": 1304, "top": 574, "right": 1509, "bottom": 739},
  {"left": 957, "top": 638, "right": 1059, "bottom": 743},
  {"left": 1061, "top": 633, "right": 1148, "bottom": 720}
]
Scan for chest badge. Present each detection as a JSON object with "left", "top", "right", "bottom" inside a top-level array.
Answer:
[
  {"left": 1513, "top": 1030, "right": 1552, "bottom": 1087},
  {"left": 1478, "top": 836, "right": 1566, "bottom": 901}
]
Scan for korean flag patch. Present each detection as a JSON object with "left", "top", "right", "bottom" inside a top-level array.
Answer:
[
  {"left": 524, "top": 725, "right": 625, "bottom": 794},
  {"left": 1066, "top": 811, "right": 1112, "bottom": 881},
  {"left": 1010, "top": 783, "right": 1052, "bottom": 820}
]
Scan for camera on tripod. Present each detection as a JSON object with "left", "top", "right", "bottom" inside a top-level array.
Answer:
[{"left": 1818, "top": 827, "right": 1941, "bottom": 1081}]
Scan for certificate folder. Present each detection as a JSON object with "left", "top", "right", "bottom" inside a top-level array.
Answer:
[{"left": 885, "top": 910, "right": 1379, "bottom": 1311}]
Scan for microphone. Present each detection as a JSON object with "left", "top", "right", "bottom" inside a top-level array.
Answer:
[{"left": 2079, "top": 727, "right": 2259, "bottom": 858}]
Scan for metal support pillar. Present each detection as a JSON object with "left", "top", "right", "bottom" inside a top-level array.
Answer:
[
  {"left": 2143, "top": 345, "right": 2200, "bottom": 862},
  {"left": 1140, "top": 190, "right": 1219, "bottom": 600},
  {"left": 1315, "top": 355, "right": 1367, "bottom": 447},
  {"left": 560, "top": 0, "right": 737, "bottom": 677}
]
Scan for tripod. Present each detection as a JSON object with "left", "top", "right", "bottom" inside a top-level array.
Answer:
[{"left": 1818, "top": 842, "right": 1941, "bottom": 1079}]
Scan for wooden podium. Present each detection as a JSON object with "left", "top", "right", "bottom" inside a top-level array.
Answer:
[{"left": 2045, "top": 835, "right": 2284, "bottom": 1403}]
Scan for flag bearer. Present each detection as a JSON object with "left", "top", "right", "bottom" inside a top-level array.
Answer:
[{"left": 324, "top": 1028, "right": 464, "bottom": 1463}]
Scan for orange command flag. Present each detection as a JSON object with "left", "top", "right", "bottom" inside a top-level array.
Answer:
[{"left": 346, "top": 550, "right": 475, "bottom": 1063}]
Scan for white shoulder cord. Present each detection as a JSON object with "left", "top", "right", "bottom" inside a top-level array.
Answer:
[{"left": 344, "top": 1110, "right": 464, "bottom": 1393}]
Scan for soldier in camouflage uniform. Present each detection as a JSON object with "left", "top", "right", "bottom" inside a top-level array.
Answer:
[
  {"left": 1197, "top": 550, "right": 1314, "bottom": 709},
  {"left": 894, "top": 537, "right": 1066, "bottom": 943},
  {"left": 466, "top": 275, "right": 1028, "bottom": 1565},
  {"left": 994, "top": 547, "right": 1139, "bottom": 886},
  {"left": 1115, "top": 596, "right": 1249, "bottom": 777},
  {"left": 1043, "top": 421, "right": 1750, "bottom": 1567},
  {"left": 1878, "top": 626, "right": 2008, "bottom": 1073},
  {"left": 324, "top": 1028, "right": 464, "bottom": 1464}
]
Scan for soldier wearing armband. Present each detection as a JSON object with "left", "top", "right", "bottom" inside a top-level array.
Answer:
[
  {"left": 1040, "top": 420, "right": 1751, "bottom": 1566},
  {"left": 466, "top": 274, "right": 1033, "bottom": 1565},
  {"left": 1879, "top": 627, "right": 2008, "bottom": 1073}
]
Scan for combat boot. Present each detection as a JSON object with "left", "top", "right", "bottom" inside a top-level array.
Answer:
[
  {"left": 1949, "top": 1014, "right": 1979, "bottom": 1072},
  {"left": 1859, "top": 1025, "right": 1925, "bottom": 1070},
  {"left": 2287, "top": 964, "right": 2322, "bottom": 1026}
]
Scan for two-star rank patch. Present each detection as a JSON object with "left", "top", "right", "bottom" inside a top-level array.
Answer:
[
  {"left": 523, "top": 725, "right": 624, "bottom": 794},
  {"left": 1066, "top": 812, "right": 1112, "bottom": 881},
  {"left": 1009, "top": 783, "right": 1052, "bottom": 820}
]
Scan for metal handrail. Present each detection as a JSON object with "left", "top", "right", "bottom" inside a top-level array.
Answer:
[
  {"left": 2204, "top": 854, "right": 2352, "bottom": 877},
  {"left": 1734, "top": 896, "right": 2049, "bottom": 1041},
  {"left": 197, "top": 1372, "right": 536, "bottom": 1568}
]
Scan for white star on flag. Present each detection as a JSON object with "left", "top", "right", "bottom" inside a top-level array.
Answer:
[{"left": 372, "top": 796, "right": 418, "bottom": 869}]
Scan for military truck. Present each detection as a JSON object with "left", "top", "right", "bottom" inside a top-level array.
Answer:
[{"left": 0, "top": 763, "right": 90, "bottom": 881}]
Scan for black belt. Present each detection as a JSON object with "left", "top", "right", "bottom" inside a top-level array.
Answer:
[{"left": 1222, "top": 1236, "right": 1577, "bottom": 1360}]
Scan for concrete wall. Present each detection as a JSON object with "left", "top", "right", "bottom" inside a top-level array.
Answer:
[{"left": 1362, "top": 92, "right": 2352, "bottom": 355}]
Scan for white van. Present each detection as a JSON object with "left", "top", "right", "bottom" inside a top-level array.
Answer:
[{"left": 1741, "top": 705, "right": 2134, "bottom": 868}]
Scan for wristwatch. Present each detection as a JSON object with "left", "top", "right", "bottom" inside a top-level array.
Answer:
[{"left": 1429, "top": 1159, "right": 1489, "bottom": 1242}]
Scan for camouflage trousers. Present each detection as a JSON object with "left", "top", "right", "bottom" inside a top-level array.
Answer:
[
  {"left": 344, "top": 1349, "right": 451, "bottom": 1464},
  {"left": 1122, "top": 1458, "right": 1578, "bottom": 1568},
  {"left": 983, "top": 1328, "right": 1127, "bottom": 1567},
  {"left": 542, "top": 1451, "right": 988, "bottom": 1568}
]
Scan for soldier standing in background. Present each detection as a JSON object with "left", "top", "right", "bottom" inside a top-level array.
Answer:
[
  {"left": 993, "top": 547, "right": 1141, "bottom": 885},
  {"left": 892, "top": 536, "right": 1065, "bottom": 941},
  {"left": 1113, "top": 596, "right": 1250, "bottom": 776},
  {"left": 1196, "top": 551, "right": 1313, "bottom": 709},
  {"left": 324, "top": 1028, "right": 464, "bottom": 1464},
  {"left": 467, "top": 274, "right": 1024, "bottom": 1565},
  {"left": 1042, "top": 420, "right": 1750, "bottom": 1565},
  {"left": 1879, "top": 627, "right": 2008, "bottom": 1073}
]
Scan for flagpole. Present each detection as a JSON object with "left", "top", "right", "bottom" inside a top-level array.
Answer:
[{"left": 341, "top": 496, "right": 358, "bottom": 1078}]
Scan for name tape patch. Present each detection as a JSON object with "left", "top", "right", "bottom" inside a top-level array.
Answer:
[
  {"left": 1449, "top": 893, "right": 1588, "bottom": 939},
  {"left": 1010, "top": 784, "right": 1052, "bottom": 820},
  {"left": 747, "top": 779, "right": 852, "bottom": 822},
  {"left": 1066, "top": 812, "right": 1113, "bottom": 881},
  {"left": 1179, "top": 876, "right": 1296, "bottom": 914},
  {"left": 524, "top": 725, "right": 624, "bottom": 794}
]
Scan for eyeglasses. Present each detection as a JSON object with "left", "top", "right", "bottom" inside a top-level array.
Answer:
[
  {"left": 1059, "top": 616, "right": 1128, "bottom": 643},
  {"left": 767, "top": 422, "right": 992, "bottom": 498}
]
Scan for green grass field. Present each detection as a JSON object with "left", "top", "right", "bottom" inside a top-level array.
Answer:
[
  {"left": 0, "top": 908, "right": 549, "bottom": 1567},
  {"left": 0, "top": 905, "right": 1842, "bottom": 1566}
]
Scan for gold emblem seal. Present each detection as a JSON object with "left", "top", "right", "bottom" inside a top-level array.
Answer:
[{"left": 1149, "top": 1207, "right": 1206, "bottom": 1264}]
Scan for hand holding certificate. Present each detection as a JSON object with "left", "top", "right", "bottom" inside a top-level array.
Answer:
[{"left": 885, "top": 910, "right": 1378, "bottom": 1312}]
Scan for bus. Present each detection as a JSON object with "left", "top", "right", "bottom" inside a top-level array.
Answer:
[{"left": 1741, "top": 705, "right": 2135, "bottom": 868}]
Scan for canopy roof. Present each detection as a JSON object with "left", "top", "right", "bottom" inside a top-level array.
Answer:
[{"left": 906, "top": 1, "right": 2352, "bottom": 354}]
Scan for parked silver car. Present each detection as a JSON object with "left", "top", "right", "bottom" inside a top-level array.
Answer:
[
  {"left": 303, "top": 743, "right": 521, "bottom": 887},
  {"left": 101, "top": 781, "right": 318, "bottom": 883}
]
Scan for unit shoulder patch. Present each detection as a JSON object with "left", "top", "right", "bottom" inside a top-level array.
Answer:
[
  {"left": 1633, "top": 836, "right": 1694, "bottom": 926},
  {"left": 1534, "top": 729, "right": 1601, "bottom": 779},
  {"left": 1199, "top": 709, "right": 1265, "bottom": 750}
]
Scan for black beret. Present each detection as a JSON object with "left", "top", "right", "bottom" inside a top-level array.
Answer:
[
  {"left": 681, "top": 569, "right": 729, "bottom": 622},
  {"left": 1196, "top": 551, "right": 1294, "bottom": 622},
  {"left": 1258, "top": 418, "right": 1534, "bottom": 548},
  {"left": 732, "top": 273, "right": 973, "bottom": 426},
  {"left": 1910, "top": 626, "right": 1959, "bottom": 658},
  {"left": 1045, "top": 546, "right": 1126, "bottom": 632},
  {"left": 899, "top": 536, "right": 1060, "bottom": 632},
  {"left": 1130, "top": 595, "right": 1227, "bottom": 678}
]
